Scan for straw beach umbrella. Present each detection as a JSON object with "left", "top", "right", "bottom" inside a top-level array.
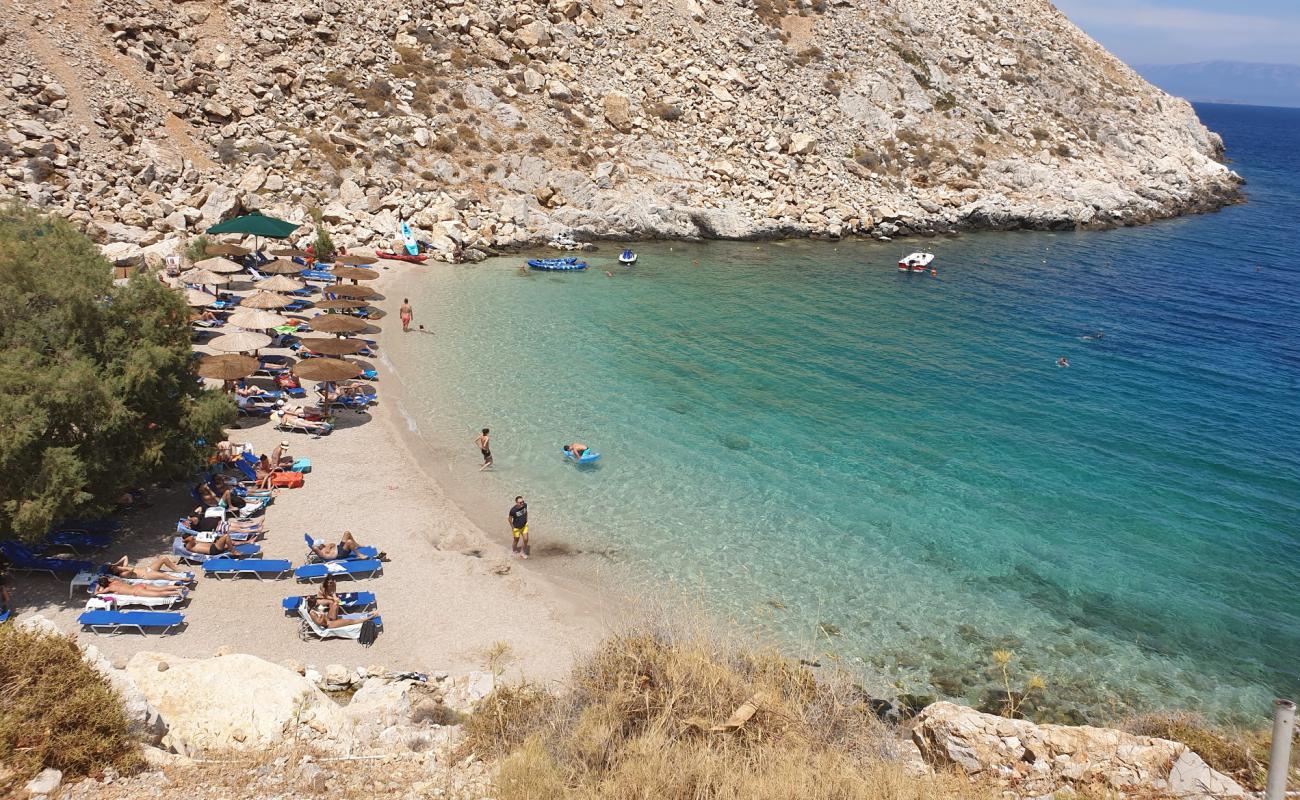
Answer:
[
  {"left": 259, "top": 259, "right": 306, "bottom": 275},
  {"left": 241, "top": 291, "right": 295, "bottom": 309},
  {"left": 334, "top": 254, "right": 379, "bottom": 265},
  {"left": 330, "top": 266, "right": 379, "bottom": 282},
  {"left": 298, "top": 337, "right": 367, "bottom": 356},
  {"left": 205, "top": 243, "right": 251, "bottom": 257},
  {"left": 210, "top": 332, "right": 273, "bottom": 352},
  {"left": 292, "top": 358, "right": 364, "bottom": 382},
  {"left": 183, "top": 269, "right": 233, "bottom": 290},
  {"left": 227, "top": 309, "right": 290, "bottom": 330},
  {"left": 326, "top": 284, "right": 379, "bottom": 300},
  {"left": 308, "top": 315, "right": 371, "bottom": 335},
  {"left": 271, "top": 248, "right": 311, "bottom": 258},
  {"left": 196, "top": 354, "right": 259, "bottom": 381},
  {"left": 254, "top": 275, "right": 306, "bottom": 293},
  {"left": 190, "top": 256, "right": 245, "bottom": 274},
  {"left": 183, "top": 288, "right": 216, "bottom": 307}
]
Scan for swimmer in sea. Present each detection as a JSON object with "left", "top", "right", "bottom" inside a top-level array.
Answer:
[
  {"left": 1057, "top": 357, "right": 1070, "bottom": 368},
  {"left": 563, "top": 443, "right": 589, "bottom": 460},
  {"left": 605, "top": 271, "right": 614, "bottom": 277}
]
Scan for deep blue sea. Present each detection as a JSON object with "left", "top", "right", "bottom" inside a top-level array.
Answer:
[{"left": 387, "top": 103, "right": 1299, "bottom": 724}]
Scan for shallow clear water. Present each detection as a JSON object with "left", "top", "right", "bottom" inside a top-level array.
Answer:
[{"left": 385, "top": 104, "right": 1300, "bottom": 724}]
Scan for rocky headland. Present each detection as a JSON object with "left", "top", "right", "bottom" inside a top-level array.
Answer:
[{"left": 1, "top": 0, "right": 1242, "bottom": 262}]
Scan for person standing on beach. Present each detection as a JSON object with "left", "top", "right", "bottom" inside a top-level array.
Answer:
[
  {"left": 399, "top": 298, "right": 413, "bottom": 332},
  {"left": 475, "top": 428, "right": 493, "bottom": 471},
  {"left": 508, "top": 496, "right": 529, "bottom": 558}
]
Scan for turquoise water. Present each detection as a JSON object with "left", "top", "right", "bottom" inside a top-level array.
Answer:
[{"left": 386, "top": 104, "right": 1299, "bottom": 724}]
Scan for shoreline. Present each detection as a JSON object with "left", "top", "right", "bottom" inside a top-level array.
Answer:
[{"left": 11, "top": 261, "right": 611, "bottom": 683}]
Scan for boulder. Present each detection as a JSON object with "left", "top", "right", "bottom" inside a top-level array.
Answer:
[
  {"left": 126, "top": 652, "right": 352, "bottom": 756},
  {"left": 83, "top": 644, "right": 167, "bottom": 745},
  {"left": 198, "top": 184, "right": 239, "bottom": 228},
  {"left": 787, "top": 133, "right": 818, "bottom": 155},
  {"left": 440, "top": 671, "right": 496, "bottom": 713},
  {"left": 602, "top": 91, "right": 633, "bottom": 133},
  {"left": 25, "top": 768, "right": 62, "bottom": 798},
  {"left": 912, "top": 702, "right": 1245, "bottom": 799},
  {"left": 517, "top": 20, "right": 552, "bottom": 48}
]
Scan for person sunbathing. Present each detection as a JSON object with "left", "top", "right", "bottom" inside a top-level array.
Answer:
[
  {"left": 196, "top": 481, "right": 251, "bottom": 511},
  {"left": 308, "top": 576, "right": 341, "bottom": 615},
  {"left": 270, "top": 440, "right": 294, "bottom": 469},
  {"left": 312, "top": 531, "right": 385, "bottom": 561},
  {"left": 184, "top": 511, "right": 264, "bottom": 535},
  {"left": 308, "top": 603, "right": 377, "bottom": 629},
  {"left": 276, "top": 407, "right": 333, "bottom": 434},
  {"left": 107, "top": 556, "right": 188, "bottom": 581},
  {"left": 96, "top": 575, "right": 184, "bottom": 597},
  {"left": 235, "top": 381, "right": 271, "bottom": 397},
  {"left": 181, "top": 533, "right": 238, "bottom": 556}
]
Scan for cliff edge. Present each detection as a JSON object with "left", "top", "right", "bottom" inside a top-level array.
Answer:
[{"left": 0, "top": 0, "right": 1242, "bottom": 256}]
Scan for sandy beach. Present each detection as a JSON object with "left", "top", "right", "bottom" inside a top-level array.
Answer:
[{"left": 11, "top": 261, "right": 609, "bottom": 682}]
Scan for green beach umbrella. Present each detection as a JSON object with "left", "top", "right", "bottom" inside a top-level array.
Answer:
[{"left": 206, "top": 212, "right": 300, "bottom": 240}]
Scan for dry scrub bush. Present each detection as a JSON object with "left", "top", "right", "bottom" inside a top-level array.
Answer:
[
  {"left": 1122, "top": 712, "right": 1279, "bottom": 790},
  {"left": 0, "top": 625, "right": 142, "bottom": 793},
  {"left": 467, "top": 625, "right": 1001, "bottom": 800}
]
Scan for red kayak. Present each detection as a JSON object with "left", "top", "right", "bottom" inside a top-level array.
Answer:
[{"left": 374, "top": 250, "right": 429, "bottom": 263}]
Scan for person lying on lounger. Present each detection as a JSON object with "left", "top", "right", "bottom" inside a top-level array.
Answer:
[
  {"left": 96, "top": 575, "right": 185, "bottom": 597},
  {"left": 107, "top": 556, "right": 188, "bottom": 582},
  {"left": 312, "top": 531, "right": 385, "bottom": 561},
  {"left": 308, "top": 603, "right": 377, "bottom": 629},
  {"left": 181, "top": 533, "right": 239, "bottom": 555},
  {"left": 309, "top": 576, "right": 341, "bottom": 615},
  {"left": 184, "top": 512, "right": 264, "bottom": 535},
  {"left": 276, "top": 407, "right": 333, "bottom": 434},
  {"left": 196, "top": 481, "right": 254, "bottom": 511}
]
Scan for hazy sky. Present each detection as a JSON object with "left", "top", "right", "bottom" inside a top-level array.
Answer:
[{"left": 1053, "top": 0, "right": 1300, "bottom": 65}]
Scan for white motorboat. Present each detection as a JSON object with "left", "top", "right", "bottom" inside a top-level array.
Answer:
[{"left": 898, "top": 252, "right": 935, "bottom": 272}]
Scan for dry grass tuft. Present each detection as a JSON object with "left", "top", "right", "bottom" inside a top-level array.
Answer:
[
  {"left": 1122, "top": 711, "right": 1278, "bottom": 790},
  {"left": 0, "top": 625, "right": 143, "bottom": 793},
  {"left": 466, "top": 624, "right": 1001, "bottom": 800}
]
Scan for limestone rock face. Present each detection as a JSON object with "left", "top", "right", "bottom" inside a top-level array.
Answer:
[
  {"left": 912, "top": 702, "right": 1246, "bottom": 799},
  {"left": 127, "top": 652, "right": 352, "bottom": 756}
]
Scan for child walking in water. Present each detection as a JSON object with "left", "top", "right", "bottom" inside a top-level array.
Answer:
[
  {"left": 399, "top": 298, "right": 413, "bottom": 332},
  {"left": 475, "top": 428, "right": 493, "bottom": 470}
]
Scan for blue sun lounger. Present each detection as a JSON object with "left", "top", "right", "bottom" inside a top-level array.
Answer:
[
  {"left": 45, "top": 530, "right": 115, "bottom": 553},
  {"left": 294, "top": 559, "right": 383, "bottom": 582},
  {"left": 78, "top": 609, "right": 184, "bottom": 636},
  {"left": 0, "top": 541, "right": 95, "bottom": 577},
  {"left": 202, "top": 558, "right": 292, "bottom": 580},
  {"left": 171, "top": 537, "right": 261, "bottom": 564},
  {"left": 295, "top": 600, "right": 382, "bottom": 643},
  {"left": 304, "top": 534, "right": 379, "bottom": 562},
  {"left": 281, "top": 591, "right": 376, "bottom": 614}
]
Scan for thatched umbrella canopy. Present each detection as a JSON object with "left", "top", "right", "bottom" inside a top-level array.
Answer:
[
  {"left": 240, "top": 291, "right": 296, "bottom": 309},
  {"left": 308, "top": 314, "right": 370, "bottom": 335},
  {"left": 205, "top": 243, "right": 251, "bottom": 257},
  {"left": 191, "top": 256, "right": 245, "bottom": 274},
  {"left": 184, "top": 288, "right": 217, "bottom": 306},
  {"left": 183, "top": 269, "right": 233, "bottom": 287},
  {"left": 330, "top": 266, "right": 379, "bottom": 282},
  {"left": 326, "top": 284, "right": 379, "bottom": 299},
  {"left": 334, "top": 254, "right": 379, "bottom": 265},
  {"left": 292, "top": 358, "right": 364, "bottom": 381},
  {"left": 271, "top": 248, "right": 311, "bottom": 258},
  {"left": 196, "top": 354, "right": 259, "bottom": 380},
  {"left": 210, "top": 332, "right": 273, "bottom": 352},
  {"left": 258, "top": 258, "right": 306, "bottom": 274},
  {"left": 254, "top": 275, "right": 306, "bottom": 293},
  {"left": 298, "top": 337, "right": 368, "bottom": 356},
  {"left": 226, "top": 309, "right": 291, "bottom": 329}
]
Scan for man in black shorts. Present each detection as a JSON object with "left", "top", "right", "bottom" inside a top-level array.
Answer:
[
  {"left": 508, "top": 495, "right": 528, "bottom": 558},
  {"left": 475, "top": 428, "right": 493, "bottom": 471}
]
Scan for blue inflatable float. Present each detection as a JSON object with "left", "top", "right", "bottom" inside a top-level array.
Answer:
[
  {"left": 528, "top": 258, "right": 587, "bottom": 271},
  {"left": 562, "top": 447, "right": 601, "bottom": 464}
]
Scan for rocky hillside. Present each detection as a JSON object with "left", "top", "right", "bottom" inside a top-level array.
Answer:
[{"left": 0, "top": 0, "right": 1241, "bottom": 260}]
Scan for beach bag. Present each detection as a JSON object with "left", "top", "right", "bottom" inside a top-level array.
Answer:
[
  {"left": 359, "top": 619, "right": 378, "bottom": 648},
  {"left": 271, "top": 471, "right": 305, "bottom": 488},
  {"left": 291, "top": 458, "right": 312, "bottom": 474}
]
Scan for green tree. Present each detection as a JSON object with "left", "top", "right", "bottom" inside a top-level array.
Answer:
[
  {"left": 310, "top": 207, "right": 335, "bottom": 259},
  {"left": 0, "top": 204, "right": 234, "bottom": 541}
]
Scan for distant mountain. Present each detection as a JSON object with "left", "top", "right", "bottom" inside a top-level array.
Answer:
[{"left": 1136, "top": 62, "right": 1300, "bottom": 109}]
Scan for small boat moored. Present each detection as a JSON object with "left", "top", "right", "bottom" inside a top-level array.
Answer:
[
  {"left": 618, "top": 249, "right": 638, "bottom": 265},
  {"left": 527, "top": 257, "right": 588, "bottom": 271},
  {"left": 898, "top": 252, "right": 935, "bottom": 272}
]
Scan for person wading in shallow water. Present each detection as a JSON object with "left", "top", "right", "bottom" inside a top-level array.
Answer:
[
  {"left": 475, "top": 428, "right": 493, "bottom": 471},
  {"left": 399, "top": 298, "right": 413, "bottom": 332},
  {"left": 508, "top": 496, "right": 529, "bottom": 558}
]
